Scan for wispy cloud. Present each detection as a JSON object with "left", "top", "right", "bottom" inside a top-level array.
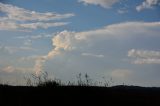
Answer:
[
  {"left": 136, "top": 0, "right": 160, "bottom": 11},
  {"left": 16, "top": 33, "right": 53, "bottom": 40},
  {"left": 0, "top": 3, "right": 74, "bottom": 31},
  {"left": 110, "top": 69, "right": 132, "bottom": 79},
  {"left": 2, "top": 66, "right": 33, "bottom": 73},
  {"left": 20, "top": 55, "right": 40, "bottom": 62},
  {"left": 24, "top": 39, "right": 32, "bottom": 46},
  {"left": 82, "top": 53, "right": 104, "bottom": 58},
  {"left": 18, "top": 22, "right": 69, "bottom": 30},
  {"left": 78, "top": 0, "right": 120, "bottom": 8},
  {"left": 0, "top": 3, "right": 74, "bottom": 21},
  {"left": 128, "top": 49, "right": 160, "bottom": 64},
  {"left": 117, "top": 9, "right": 128, "bottom": 14},
  {"left": 0, "top": 21, "right": 69, "bottom": 31},
  {"left": 15, "top": 33, "right": 54, "bottom": 47},
  {"left": 0, "top": 45, "right": 36, "bottom": 54}
]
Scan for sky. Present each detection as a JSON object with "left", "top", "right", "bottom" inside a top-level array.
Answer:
[{"left": 0, "top": 0, "right": 160, "bottom": 86}]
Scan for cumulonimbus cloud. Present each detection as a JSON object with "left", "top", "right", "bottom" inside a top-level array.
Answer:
[
  {"left": 34, "top": 31, "right": 77, "bottom": 75},
  {"left": 33, "top": 21, "right": 160, "bottom": 76}
]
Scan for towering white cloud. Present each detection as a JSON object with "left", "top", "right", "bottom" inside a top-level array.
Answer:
[
  {"left": 136, "top": 0, "right": 160, "bottom": 11},
  {"left": 34, "top": 21, "right": 160, "bottom": 75},
  {"left": 0, "top": 3, "right": 74, "bottom": 31},
  {"left": 34, "top": 31, "right": 77, "bottom": 75},
  {"left": 78, "top": 0, "right": 120, "bottom": 8},
  {"left": 128, "top": 49, "right": 160, "bottom": 64}
]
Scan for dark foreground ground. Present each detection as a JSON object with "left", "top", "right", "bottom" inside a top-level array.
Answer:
[{"left": 0, "top": 85, "right": 160, "bottom": 106}]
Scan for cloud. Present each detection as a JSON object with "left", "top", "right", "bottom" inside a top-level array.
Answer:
[
  {"left": 136, "top": 0, "right": 160, "bottom": 11},
  {"left": 34, "top": 31, "right": 76, "bottom": 75},
  {"left": 16, "top": 33, "right": 53, "bottom": 40},
  {"left": 110, "top": 69, "right": 132, "bottom": 79},
  {"left": 78, "top": 0, "right": 120, "bottom": 8},
  {"left": 117, "top": 9, "right": 128, "bottom": 14},
  {"left": 2, "top": 66, "right": 15, "bottom": 73},
  {"left": 81, "top": 53, "right": 104, "bottom": 58},
  {"left": 2, "top": 66, "right": 33, "bottom": 73},
  {"left": 0, "top": 45, "right": 36, "bottom": 54},
  {"left": 0, "top": 3, "right": 74, "bottom": 31},
  {"left": 16, "top": 33, "right": 54, "bottom": 47},
  {"left": 0, "top": 3, "right": 74, "bottom": 21},
  {"left": 33, "top": 21, "right": 160, "bottom": 75},
  {"left": 134, "top": 58, "right": 160, "bottom": 64},
  {"left": 75, "top": 21, "right": 160, "bottom": 40},
  {"left": 24, "top": 39, "right": 32, "bottom": 46},
  {"left": 18, "top": 22, "right": 69, "bottom": 30},
  {"left": 0, "top": 21, "right": 69, "bottom": 31},
  {"left": 128, "top": 49, "right": 160, "bottom": 58},
  {"left": 128, "top": 49, "right": 160, "bottom": 64},
  {"left": 20, "top": 55, "right": 40, "bottom": 62}
]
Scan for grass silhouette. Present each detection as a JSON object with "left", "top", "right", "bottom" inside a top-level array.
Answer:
[
  {"left": 0, "top": 72, "right": 160, "bottom": 106},
  {"left": 23, "top": 72, "right": 113, "bottom": 87}
]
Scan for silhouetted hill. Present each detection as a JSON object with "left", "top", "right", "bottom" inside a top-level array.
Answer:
[{"left": 0, "top": 85, "right": 160, "bottom": 106}]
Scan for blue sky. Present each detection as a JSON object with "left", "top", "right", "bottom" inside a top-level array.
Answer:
[{"left": 0, "top": 0, "right": 160, "bottom": 86}]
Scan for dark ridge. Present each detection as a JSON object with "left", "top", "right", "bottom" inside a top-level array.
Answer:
[{"left": 0, "top": 85, "right": 160, "bottom": 106}]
